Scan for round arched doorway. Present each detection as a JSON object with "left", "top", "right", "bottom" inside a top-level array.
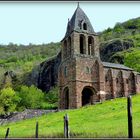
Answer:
[
  {"left": 63, "top": 87, "right": 69, "bottom": 109},
  {"left": 82, "top": 86, "right": 97, "bottom": 106}
]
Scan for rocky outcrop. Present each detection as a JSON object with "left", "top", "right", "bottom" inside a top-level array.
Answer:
[
  {"left": 0, "top": 109, "right": 57, "bottom": 125},
  {"left": 25, "top": 65, "right": 40, "bottom": 87},
  {"left": 0, "top": 52, "right": 62, "bottom": 93},
  {"left": 37, "top": 52, "right": 61, "bottom": 92},
  {"left": 1, "top": 71, "right": 17, "bottom": 89},
  {"left": 100, "top": 39, "right": 134, "bottom": 63}
]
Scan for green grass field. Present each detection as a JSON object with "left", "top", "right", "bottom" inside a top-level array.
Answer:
[{"left": 0, "top": 94, "right": 140, "bottom": 138}]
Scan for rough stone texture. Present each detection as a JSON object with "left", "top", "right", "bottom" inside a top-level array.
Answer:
[
  {"left": 25, "top": 65, "right": 40, "bottom": 87},
  {"left": 58, "top": 6, "right": 140, "bottom": 109},
  {"left": 0, "top": 109, "right": 57, "bottom": 125},
  {"left": 100, "top": 39, "right": 134, "bottom": 63},
  {"left": 37, "top": 52, "right": 61, "bottom": 92}
]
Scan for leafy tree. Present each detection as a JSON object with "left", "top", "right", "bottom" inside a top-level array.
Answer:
[
  {"left": 124, "top": 48, "right": 140, "bottom": 72},
  {"left": 18, "top": 85, "right": 45, "bottom": 109},
  {"left": 114, "top": 23, "right": 125, "bottom": 34},
  {"left": 0, "top": 87, "right": 20, "bottom": 115},
  {"left": 105, "top": 27, "right": 112, "bottom": 33}
]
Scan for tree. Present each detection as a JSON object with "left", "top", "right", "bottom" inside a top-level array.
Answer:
[
  {"left": 45, "top": 86, "right": 58, "bottom": 104},
  {"left": 124, "top": 48, "right": 140, "bottom": 73},
  {"left": 0, "top": 87, "right": 20, "bottom": 115},
  {"left": 18, "top": 85, "right": 45, "bottom": 109}
]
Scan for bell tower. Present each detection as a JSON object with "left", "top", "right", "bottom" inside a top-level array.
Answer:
[{"left": 58, "top": 5, "right": 104, "bottom": 109}]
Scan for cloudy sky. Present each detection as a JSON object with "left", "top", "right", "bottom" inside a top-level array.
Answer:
[{"left": 0, "top": 2, "right": 140, "bottom": 45}]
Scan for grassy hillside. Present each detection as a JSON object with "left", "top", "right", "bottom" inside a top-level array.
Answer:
[
  {"left": 99, "top": 17, "right": 140, "bottom": 43},
  {"left": 0, "top": 42, "right": 60, "bottom": 72},
  {"left": 0, "top": 94, "right": 140, "bottom": 138},
  {"left": 0, "top": 42, "right": 61, "bottom": 89}
]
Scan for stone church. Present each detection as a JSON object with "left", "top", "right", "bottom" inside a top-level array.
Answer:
[{"left": 58, "top": 5, "right": 140, "bottom": 109}]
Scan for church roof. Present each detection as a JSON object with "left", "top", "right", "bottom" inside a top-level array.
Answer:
[
  {"left": 102, "top": 62, "right": 133, "bottom": 71},
  {"left": 62, "top": 5, "right": 96, "bottom": 40}
]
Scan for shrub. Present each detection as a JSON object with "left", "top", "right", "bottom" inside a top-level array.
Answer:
[
  {"left": 0, "top": 87, "right": 20, "bottom": 115},
  {"left": 124, "top": 48, "right": 140, "bottom": 72},
  {"left": 17, "top": 85, "right": 45, "bottom": 109},
  {"left": 45, "top": 86, "right": 59, "bottom": 104},
  {"left": 40, "top": 102, "right": 57, "bottom": 110}
]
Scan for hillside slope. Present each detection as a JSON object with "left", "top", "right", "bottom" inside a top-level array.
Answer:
[
  {"left": 0, "top": 94, "right": 140, "bottom": 138},
  {"left": 0, "top": 42, "right": 61, "bottom": 90},
  {"left": 99, "top": 17, "right": 140, "bottom": 72}
]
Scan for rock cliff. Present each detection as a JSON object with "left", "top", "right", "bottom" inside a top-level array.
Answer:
[
  {"left": 37, "top": 52, "right": 61, "bottom": 92},
  {"left": 100, "top": 39, "right": 134, "bottom": 63}
]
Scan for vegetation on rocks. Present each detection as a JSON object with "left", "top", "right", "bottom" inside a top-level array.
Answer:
[
  {"left": 0, "top": 42, "right": 61, "bottom": 90},
  {"left": 99, "top": 17, "right": 140, "bottom": 72}
]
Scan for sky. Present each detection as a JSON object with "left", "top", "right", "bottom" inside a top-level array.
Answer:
[{"left": 0, "top": 2, "right": 140, "bottom": 45}]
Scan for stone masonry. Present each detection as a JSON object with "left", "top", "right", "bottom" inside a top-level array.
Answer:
[{"left": 58, "top": 5, "right": 140, "bottom": 109}]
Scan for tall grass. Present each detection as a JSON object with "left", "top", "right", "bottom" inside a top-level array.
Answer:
[{"left": 0, "top": 94, "right": 140, "bottom": 138}]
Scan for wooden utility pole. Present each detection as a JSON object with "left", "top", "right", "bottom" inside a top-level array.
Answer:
[
  {"left": 5, "top": 128, "right": 10, "bottom": 139},
  {"left": 64, "top": 114, "right": 70, "bottom": 138},
  {"left": 127, "top": 96, "right": 133, "bottom": 138},
  {"left": 35, "top": 121, "right": 39, "bottom": 138}
]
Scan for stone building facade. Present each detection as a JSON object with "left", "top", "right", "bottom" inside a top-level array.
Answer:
[{"left": 58, "top": 6, "right": 140, "bottom": 109}]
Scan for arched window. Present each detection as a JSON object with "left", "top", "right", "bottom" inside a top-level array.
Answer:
[
  {"left": 88, "top": 37, "right": 91, "bottom": 55},
  {"left": 88, "top": 36, "right": 94, "bottom": 56},
  {"left": 126, "top": 79, "right": 129, "bottom": 84},
  {"left": 85, "top": 67, "right": 90, "bottom": 74},
  {"left": 80, "top": 34, "right": 86, "bottom": 54},
  {"left": 105, "top": 76, "right": 108, "bottom": 82},
  {"left": 64, "top": 66, "right": 68, "bottom": 77},
  {"left": 63, "top": 87, "right": 69, "bottom": 109},
  {"left": 116, "top": 78, "right": 119, "bottom": 83},
  {"left": 83, "top": 23, "right": 87, "bottom": 30}
]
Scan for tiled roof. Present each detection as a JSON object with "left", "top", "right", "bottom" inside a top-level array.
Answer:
[
  {"left": 102, "top": 62, "right": 133, "bottom": 70},
  {"left": 63, "top": 6, "right": 96, "bottom": 40}
]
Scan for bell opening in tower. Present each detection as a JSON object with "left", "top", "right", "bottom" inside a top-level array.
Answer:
[{"left": 80, "top": 35, "right": 86, "bottom": 54}]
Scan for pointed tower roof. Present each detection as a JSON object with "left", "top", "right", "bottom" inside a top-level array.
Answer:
[{"left": 62, "top": 5, "right": 96, "bottom": 41}]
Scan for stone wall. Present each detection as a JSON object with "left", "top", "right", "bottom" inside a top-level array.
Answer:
[
  {"left": 58, "top": 54, "right": 105, "bottom": 109},
  {"left": 103, "top": 67, "right": 140, "bottom": 99},
  {"left": 59, "top": 55, "right": 140, "bottom": 109}
]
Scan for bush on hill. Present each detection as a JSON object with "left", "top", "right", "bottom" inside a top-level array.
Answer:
[{"left": 0, "top": 87, "right": 20, "bottom": 116}]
